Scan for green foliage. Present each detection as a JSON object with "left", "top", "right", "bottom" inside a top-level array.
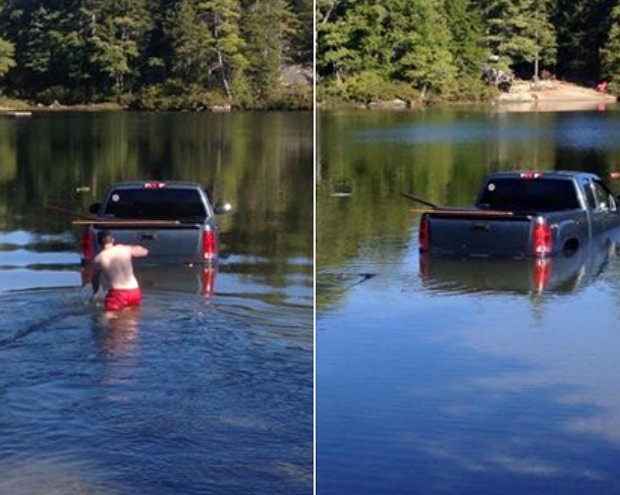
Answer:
[
  {"left": 197, "top": 0, "right": 247, "bottom": 100},
  {"left": 0, "top": 38, "right": 15, "bottom": 77},
  {"left": 263, "top": 83, "right": 313, "bottom": 110},
  {"left": 129, "top": 80, "right": 230, "bottom": 110},
  {"left": 553, "top": 0, "right": 614, "bottom": 82},
  {"left": 319, "top": 0, "right": 620, "bottom": 103},
  {"left": 481, "top": 0, "right": 556, "bottom": 78},
  {"left": 317, "top": 0, "right": 458, "bottom": 101},
  {"left": 446, "top": 0, "right": 487, "bottom": 75},
  {"left": 243, "top": 0, "right": 297, "bottom": 103},
  {"left": 85, "top": 0, "right": 152, "bottom": 94},
  {"left": 0, "top": 0, "right": 311, "bottom": 109},
  {"left": 601, "top": 3, "right": 620, "bottom": 92},
  {"left": 393, "top": 0, "right": 458, "bottom": 97},
  {"left": 166, "top": 0, "right": 214, "bottom": 85},
  {"left": 319, "top": 70, "right": 418, "bottom": 104}
]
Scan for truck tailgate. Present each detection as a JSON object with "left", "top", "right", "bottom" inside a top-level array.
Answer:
[
  {"left": 107, "top": 225, "right": 202, "bottom": 261},
  {"left": 428, "top": 212, "right": 533, "bottom": 257}
]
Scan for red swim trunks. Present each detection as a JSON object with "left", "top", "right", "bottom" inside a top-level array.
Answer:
[{"left": 104, "top": 288, "right": 142, "bottom": 312}]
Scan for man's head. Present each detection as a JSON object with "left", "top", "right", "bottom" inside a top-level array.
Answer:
[{"left": 98, "top": 230, "right": 115, "bottom": 247}]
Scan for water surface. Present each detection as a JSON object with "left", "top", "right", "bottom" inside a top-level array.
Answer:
[
  {"left": 317, "top": 105, "right": 620, "bottom": 494},
  {"left": 0, "top": 111, "right": 313, "bottom": 495}
]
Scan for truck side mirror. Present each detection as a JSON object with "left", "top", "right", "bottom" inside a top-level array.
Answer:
[
  {"left": 88, "top": 203, "right": 101, "bottom": 214},
  {"left": 214, "top": 202, "right": 232, "bottom": 214}
]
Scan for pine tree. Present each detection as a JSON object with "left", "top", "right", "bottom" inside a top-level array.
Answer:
[
  {"left": 166, "top": 0, "right": 215, "bottom": 85},
  {"left": 13, "top": 5, "right": 65, "bottom": 90},
  {"left": 84, "top": 0, "right": 152, "bottom": 94},
  {"left": 524, "top": 0, "right": 556, "bottom": 80},
  {"left": 243, "top": 0, "right": 296, "bottom": 104},
  {"left": 289, "top": 0, "right": 313, "bottom": 62},
  {"left": 601, "top": 2, "right": 620, "bottom": 91},
  {"left": 196, "top": 0, "right": 247, "bottom": 100},
  {"left": 391, "top": 0, "right": 457, "bottom": 98},
  {"left": 445, "top": 0, "right": 487, "bottom": 96},
  {"left": 553, "top": 0, "right": 614, "bottom": 82},
  {"left": 0, "top": 38, "right": 14, "bottom": 78},
  {"left": 317, "top": 0, "right": 458, "bottom": 100},
  {"left": 316, "top": 0, "right": 354, "bottom": 82},
  {"left": 481, "top": 0, "right": 556, "bottom": 79}
]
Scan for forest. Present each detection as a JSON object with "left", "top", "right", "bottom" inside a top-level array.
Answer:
[
  {"left": 0, "top": 0, "right": 313, "bottom": 110},
  {"left": 317, "top": 0, "right": 620, "bottom": 104}
]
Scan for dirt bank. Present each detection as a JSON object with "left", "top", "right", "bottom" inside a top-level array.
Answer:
[{"left": 496, "top": 80, "right": 617, "bottom": 111}]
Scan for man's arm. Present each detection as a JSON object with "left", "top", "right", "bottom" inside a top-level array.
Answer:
[
  {"left": 131, "top": 245, "right": 149, "bottom": 257},
  {"left": 91, "top": 265, "right": 101, "bottom": 294}
]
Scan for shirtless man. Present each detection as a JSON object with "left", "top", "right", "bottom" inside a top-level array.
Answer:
[{"left": 92, "top": 230, "right": 149, "bottom": 312}]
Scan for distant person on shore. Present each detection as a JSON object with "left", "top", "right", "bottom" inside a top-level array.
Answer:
[{"left": 92, "top": 230, "right": 149, "bottom": 312}]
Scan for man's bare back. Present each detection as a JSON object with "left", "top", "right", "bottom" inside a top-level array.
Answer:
[
  {"left": 92, "top": 231, "right": 148, "bottom": 311},
  {"left": 94, "top": 244, "right": 148, "bottom": 290}
]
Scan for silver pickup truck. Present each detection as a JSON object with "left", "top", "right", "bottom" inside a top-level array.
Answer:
[
  {"left": 408, "top": 171, "right": 620, "bottom": 259},
  {"left": 77, "top": 180, "right": 231, "bottom": 265}
]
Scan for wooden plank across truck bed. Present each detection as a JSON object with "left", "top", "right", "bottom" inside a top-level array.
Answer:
[
  {"left": 401, "top": 192, "right": 518, "bottom": 217},
  {"left": 47, "top": 205, "right": 187, "bottom": 226},
  {"left": 409, "top": 209, "right": 516, "bottom": 217},
  {"left": 72, "top": 219, "right": 185, "bottom": 226}
]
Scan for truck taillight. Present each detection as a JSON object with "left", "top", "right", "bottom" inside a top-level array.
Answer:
[
  {"left": 80, "top": 227, "right": 94, "bottom": 263},
  {"left": 419, "top": 215, "right": 430, "bottom": 252},
  {"left": 202, "top": 228, "right": 217, "bottom": 261},
  {"left": 533, "top": 218, "right": 552, "bottom": 256},
  {"left": 520, "top": 171, "right": 543, "bottom": 179},
  {"left": 144, "top": 181, "right": 167, "bottom": 189}
]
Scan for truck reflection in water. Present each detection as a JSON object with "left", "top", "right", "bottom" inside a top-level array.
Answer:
[
  {"left": 419, "top": 236, "right": 619, "bottom": 296},
  {"left": 81, "top": 263, "right": 217, "bottom": 296}
]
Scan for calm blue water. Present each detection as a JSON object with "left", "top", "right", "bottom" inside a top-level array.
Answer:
[
  {"left": 0, "top": 111, "right": 312, "bottom": 495},
  {"left": 317, "top": 106, "right": 620, "bottom": 494},
  {"left": 1, "top": 284, "right": 312, "bottom": 495}
]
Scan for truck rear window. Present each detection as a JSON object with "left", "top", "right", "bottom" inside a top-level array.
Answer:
[
  {"left": 478, "top": 178, "right": 580, "bottom": 212},
  {"left": 103, "top": 189, "right": 207, "bottom": 221}
]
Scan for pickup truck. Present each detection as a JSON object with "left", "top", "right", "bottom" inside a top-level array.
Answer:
[
  {"left": 76, "top": 180, "right": 231, "bottom": 265},
  {"left": 408, "top": 171, "right": 620, "bottom": 258}
]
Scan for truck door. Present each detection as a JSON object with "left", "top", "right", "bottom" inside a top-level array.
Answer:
[
  {"left": 591, "top": 179, "right": 620, "bottom": 233},
  {"left": 595, "top": 179, "right": 620, "bottom": 231},
  {"left": 581, "top": 178, "right": 600, "bottom": 236}
]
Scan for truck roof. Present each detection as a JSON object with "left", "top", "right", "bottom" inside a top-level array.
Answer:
[
  {"left": 485, "top": 170, "right": 600, "bottom": 181},
  {"left": 107, "top": 180, "right": 203, "bottom": 190}
]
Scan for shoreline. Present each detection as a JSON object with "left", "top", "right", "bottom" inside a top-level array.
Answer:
[
  {"left": 318, "top": 80, "right": 619, "bottom": 113},
  {"left": 0, "top": 103, "right": 314, "bottom": 114}
]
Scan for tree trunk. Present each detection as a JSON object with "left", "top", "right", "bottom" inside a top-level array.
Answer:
[{"left": 218, "top": 50, "right": 232, "bottom": 100}]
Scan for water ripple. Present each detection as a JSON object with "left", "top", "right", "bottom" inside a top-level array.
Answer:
[{"left": 0, "top": 284, "right": 312, "bottom": 495}]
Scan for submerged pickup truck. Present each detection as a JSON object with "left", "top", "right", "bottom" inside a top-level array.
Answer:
[
  {"left": 76, "top": 180, "right": 231, "bottom": 264},
  {"left": 408, "top": 171, "right": 620, "bottom": 258}
]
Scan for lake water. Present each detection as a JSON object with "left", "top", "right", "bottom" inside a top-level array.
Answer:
[
  {"left": 317, "top": 105, "right": 620, "bottom": 494},
  {"left": 0, "top": 111, "right": 313, "bottom": 494}
]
